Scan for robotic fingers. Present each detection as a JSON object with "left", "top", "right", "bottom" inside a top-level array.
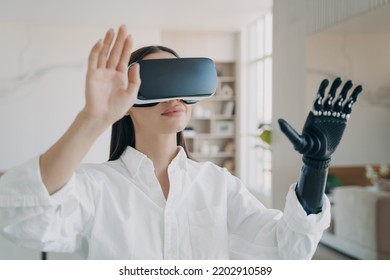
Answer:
[
  {"left": 313, "top": 78, "right": 363, "bottom": 119},
  {"left": 278, "top": 78, "right": 363, "bottom": 164}
]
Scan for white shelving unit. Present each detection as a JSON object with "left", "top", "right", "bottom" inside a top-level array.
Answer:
[{"left": 184, "top": 62, "right": 238, "bottom": 174}]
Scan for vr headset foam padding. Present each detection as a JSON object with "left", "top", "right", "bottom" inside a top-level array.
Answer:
[{"left": 130, "top": 57, "right": 217, "bottom": 107}]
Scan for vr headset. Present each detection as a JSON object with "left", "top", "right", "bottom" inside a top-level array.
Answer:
[{"left": 129, "top": 57, "right": 218, "bottom": 107}]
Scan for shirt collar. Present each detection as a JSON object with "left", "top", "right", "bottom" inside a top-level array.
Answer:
[
  {"left": 169, "top": 146, "right": 188, "bottom": 172},
  {"left": 120, "top": 146, "right": 188, "bottom": 177}
]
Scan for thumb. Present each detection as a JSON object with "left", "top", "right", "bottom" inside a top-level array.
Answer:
[
  {"left": 278, "top": 118, "right": 306, "bottom": 152},
  {"left": 127, "top": 63, "right": 141, "bottom": 93}
]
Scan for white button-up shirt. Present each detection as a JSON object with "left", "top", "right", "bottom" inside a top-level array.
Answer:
[{"left": 0, "top": 147, "right": 330, "bottom": 259}]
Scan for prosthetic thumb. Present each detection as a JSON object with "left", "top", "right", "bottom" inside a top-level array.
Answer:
[{"left": 278, "top": 119, "right": 307, "bottom": 153}]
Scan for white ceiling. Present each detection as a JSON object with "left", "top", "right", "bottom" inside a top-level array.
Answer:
[{"left": 1, "top": 0, "right": 273, "bottom": 31}]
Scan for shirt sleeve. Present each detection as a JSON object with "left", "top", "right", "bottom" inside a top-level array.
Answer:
[
  {"left": 0, "top": 157, "right": 95, "bottom": 255},
  {"left": 226, "top": 171, "right": 331, "bottom": 260}
]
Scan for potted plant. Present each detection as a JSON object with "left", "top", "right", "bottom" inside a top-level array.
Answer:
[{"left": 256, "top": 123, "right": 272, "bottom": 150}]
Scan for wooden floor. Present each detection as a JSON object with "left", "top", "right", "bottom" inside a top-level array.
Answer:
[{"left": 312, "top": 243, "right": 355, "bottom": 260}]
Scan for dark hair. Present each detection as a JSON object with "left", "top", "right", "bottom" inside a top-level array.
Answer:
[{"left": 108, "top": 46, "right": 192, "bottom": 161}]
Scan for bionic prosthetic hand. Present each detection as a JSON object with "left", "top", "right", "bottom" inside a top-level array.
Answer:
[{"left": 278, "top": 78, "right": 363, "bottom": 214}]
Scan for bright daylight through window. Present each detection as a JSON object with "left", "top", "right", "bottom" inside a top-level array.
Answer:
[{"left": 244, "top": 12, "right": 273, "bottom": 198}]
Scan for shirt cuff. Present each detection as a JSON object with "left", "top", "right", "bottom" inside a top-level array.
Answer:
[
  {"left": 282, "top": 184, "right": 331, "bottom": 234},
  {"left": 0, "top": 156, "right": 75, "bottom": 207}
]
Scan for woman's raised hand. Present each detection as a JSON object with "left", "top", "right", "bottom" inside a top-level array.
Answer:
[
  {"left": 83, "top": 25, "right": 141, "bottom": 125},
  {"left": 39, "top": 26, "right": 140, "bottom": 194}
]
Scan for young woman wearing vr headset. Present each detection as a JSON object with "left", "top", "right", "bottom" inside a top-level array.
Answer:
[{"left": 0, "top": 25, "right": 362, "bottom": 259}]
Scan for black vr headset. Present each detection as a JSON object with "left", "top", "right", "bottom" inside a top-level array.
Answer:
[{"left": 129, "top": 57, "right": 218, "bottom": 107}]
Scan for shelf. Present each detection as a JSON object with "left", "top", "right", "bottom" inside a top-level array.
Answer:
[{"left": 185, "top": 61, "right": 237, "bottom": 173}]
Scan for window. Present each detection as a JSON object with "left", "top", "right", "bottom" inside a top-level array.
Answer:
[{"left": 241, "top": 13, "right": 273, "bottom": 198}]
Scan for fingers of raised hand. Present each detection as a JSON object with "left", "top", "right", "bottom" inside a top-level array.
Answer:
[
  {"left": 106, "top": 25, "right": 131, "bottom": 71},
  {"left": 333, "top": 80, "right": 353, "bottom": 112},
  {"left": 323, "top": 77, "right": 342, "bottom": 111},
  {"left": 89, "top": 25, "right": 132, "bottom": 72},
  {"left": 88, "top": 39, "right": 103, "bottom": 69},
  {"left": 313, "top": 79, "right": 329, "bottom": 111},
  {"left": 97, "top": 28, "right": 115, "bottom": 68},
  {"left": 116, "top": 35, "right": 134, "bottom": 72},
  {"left": 342, "top": 85, "right": 363, "bottom": 116},
  {"left": 312, "top": 77, "right": 363, "bottom": 120}
]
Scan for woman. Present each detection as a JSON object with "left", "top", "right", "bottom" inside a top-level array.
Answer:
[{"left": 0, "top": 25, "right": 361, "bottom": 259}]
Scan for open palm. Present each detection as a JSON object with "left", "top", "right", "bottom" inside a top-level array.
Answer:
[{"left": 84, "top": 25, "right": 141, "bottom": 125}]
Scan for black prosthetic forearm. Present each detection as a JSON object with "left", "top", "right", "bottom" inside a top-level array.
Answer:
[
  {"left": 278, "top": 78, "right": 363, "bottom": 215},
  {"left": 296, "top": 163, "right": 328, "bottom": 214}
]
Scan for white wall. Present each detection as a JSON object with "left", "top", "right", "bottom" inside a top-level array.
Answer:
[
  {"left": 272, "top": 0, "right": 308, "bottom": 210},
  {"left": 161, "top": 30, "right": 238, "bottom": 61}
]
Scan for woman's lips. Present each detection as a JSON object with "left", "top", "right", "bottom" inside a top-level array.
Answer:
[{"left": 161, "top": 106, "right": 185, "bottom": 117}]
